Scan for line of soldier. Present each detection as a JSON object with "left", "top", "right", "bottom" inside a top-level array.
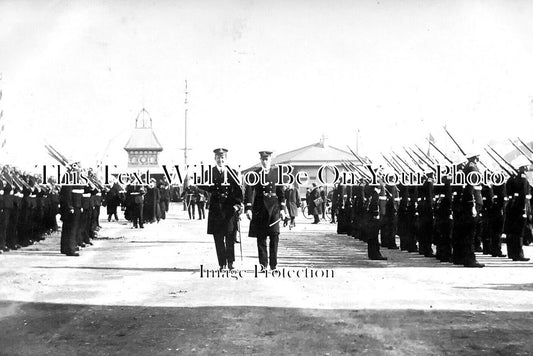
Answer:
[
  {"left": 0, "top": 165, "right": 63, "bottom": 253},
  {"left": 333, "top": 149, "right": 532, "bottom": 267},
  {"left": 57, "top": 164, "right": 104, "bottom": 256},
  {"left": 123, "top": 178, "right": 171, "bottom": 229}
]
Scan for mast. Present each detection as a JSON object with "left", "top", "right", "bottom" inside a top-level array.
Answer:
[{"left": 184, "top": 80, "right": 188, "bottom": 166}]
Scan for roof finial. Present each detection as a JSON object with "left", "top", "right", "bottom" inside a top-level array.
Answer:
[{"left": 320, "top": 134, "right": 328, "bottom": 148}]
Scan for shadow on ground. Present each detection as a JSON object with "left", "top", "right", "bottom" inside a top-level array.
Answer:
[{"left": 0, "top": 301, "right": 532, "bottom": 356}]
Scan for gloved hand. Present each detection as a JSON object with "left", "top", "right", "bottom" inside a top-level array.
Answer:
[{"left": 246, "top": 210, "right": 253, "bottom": 220}]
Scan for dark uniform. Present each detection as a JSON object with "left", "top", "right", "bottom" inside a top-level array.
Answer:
[
  {"left": 504, "top": 169, "right": 531, "bottom": 261},
  {"left": 381, "top": 183, "right": 400, "bottom": 249},
  {"left": 363, "top": 183, "right": 387, "bottom": 260},
  {"left": 59, "top": 185, "right": 83, "bottom": 256},
  {"left": 459, "top": 157, "right": 484, "bottom": 267},
  {"left": 489, "top": 181, "right": 507, "bottom": 257},
  {"left": 205, "top": 148, "right": 243, "bottom": 270},
  {"left": 245, "top": 151, "right": 287, "bottom": 271},
  {"left": 418, "top": 173, "right": 435, "bottom": 257},
  {"left": 434, "top": 175, "right": 453, "bottom": 262},
  {"left": 126, "top": 184, "right": 145, "bottom": 228}
]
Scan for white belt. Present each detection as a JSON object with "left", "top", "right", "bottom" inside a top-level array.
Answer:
[
  {"left": 15, "top": 193, "right": 23, "bottom": 198},
  {"left": 29, "top": 194, "right": 36, "bottom": 198},
  {"left": 83, "top": 193, "right": 91, "bottom": 198},
  {"left": 394, "top": 198, "right": 401, "bottom": 201},
  {"left": 514, "top": 193, "right": 519, "bottom": 197},
  {"left": 379, "top": 196, "right": 387, "bottom": 200},
  {"left": 96, "top": 193, "right": 102, "bottom": 196},
  {"left": 527, "top": 195, "right": 532, "bottom": 199},
  {"left": 493, "top": 195, "right": 498, "bottom": 199},
  {"left": 474, "top": 186, "right": 482, "bottom": 191},
  {"left": 440, "top": 194, "right": 445, "bottom": 198},
  {"left": 72, "top": 189, "right": 84, "bottom": 194}
]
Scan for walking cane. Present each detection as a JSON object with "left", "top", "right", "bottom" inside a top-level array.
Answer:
[{"left": 237, "top": 217, "right": 243, "bottom": 263}]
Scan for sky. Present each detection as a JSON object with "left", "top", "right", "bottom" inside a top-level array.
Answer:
[{"left": 1, "top": 0, "right": 533, "bottom": 172}]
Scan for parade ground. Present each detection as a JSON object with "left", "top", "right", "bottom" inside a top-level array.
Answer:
[{"left": 1, "top": 203, "right": 533, "bottom": 355}]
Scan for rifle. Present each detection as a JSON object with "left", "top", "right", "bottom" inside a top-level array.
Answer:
[
  {"left": 517, "top": 137, "right": 533, "bottom": 156},
  {"left": 408, "top": 147, "right": 436, "bottom": 172},
  {"left": 385, "top": 154, "right": 406, "bottom": 174},
  {"left": 343, "top": 160, "right": 370, "bottom": 181},
  {"left": 509, "top": 139, "right": 533, "bottom": 164},
  {"left": 427, "top": 140, "right": 453, "bottom": 164},
  {"left": 443, "top": 126, "right": 466, "bottom": 156},
  {"left": 380, "top": 153, "right": 402, "bottom": 174},
  {"left": 483, "top": 148, "right": 512, "bottom": 176},
  {"left": 391, "top": 152, "right": 416, "bottom": 173},
  {"left": 415, "top": 144, "right": 437, "bottom": 165},
  {"left": 403, "top": 147, "right": 426, "bottom": 172},
  {"left": 487, "top": 145, "right": 519, "bottom": 175},
  {"left": 393, "top": 152, "right": 418, "bottom": 173},
  {"left": 347, "top": 145, "right": 371, "bottom": 165}
]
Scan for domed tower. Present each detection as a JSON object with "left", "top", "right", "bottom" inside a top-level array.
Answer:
[{"left": 124, "top": 108, "right": 163, "bottom": 168}]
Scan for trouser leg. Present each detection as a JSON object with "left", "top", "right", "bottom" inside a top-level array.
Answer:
[
  {"left": 7, "top": 207, "right": 19, "bottom": 248},
  {"left": 462, "top": 216, "right": 477, "bottom": 266},
  {"left": 268, "top": 233, "right": 279, "bottom": 268},
  {"left": 60, "top": 212, "right": 72, "bottom": 254},
  {"left": 213, "top": 233, "right": 227, "bottom": 267},
  {"left": 367, "top": 217, "right": 383, "bottom": 259},
  {"left": 226, "top": 231, "right": 236, "bottom": 263},
  {"left": 256, "top": 235, "right": 268, "bottom": 268},
  {"left": 0, "top": 209, "right": 9, "bottom": 249}
]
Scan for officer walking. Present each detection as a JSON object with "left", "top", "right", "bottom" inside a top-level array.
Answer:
[
  {"left": 205, "top": 148, "right": 243, "bottom": 271},
  {"left": 245, "top": 150, "right": 287, "bottom": 271}
]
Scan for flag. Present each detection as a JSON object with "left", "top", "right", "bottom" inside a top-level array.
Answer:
[{"left": 427, "top": 132, "right": 435, "bottom": 156}]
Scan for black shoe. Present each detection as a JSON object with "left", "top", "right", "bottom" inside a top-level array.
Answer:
[
  {"left": 228, "top": 263, "right": 234, "bottom": 270},
  {"left": 474, "top": 246, "right": 483, "bottom": 253},
  {"left": 369, "top": 255, "right": 388, "bottom": 260},
  {"left": 2, "top": 247, "right": 10, "bottom": 252},
  {"left": 86, "top": 242, "right": 93, "bottom": 246},
  {"left": 513, "top": 257, "right": 530, "bottom": 262},
  {"left": 492, "top": 253, "right": 507, "bottom": 258},
  {"left": 79, "top": 243, "right": 86, "bottom": 248},
  {"left": 424, "top": 253, "right": 436, "bottom": 258},
  {"left": 66, "top": 252, "right": 80, "bottom": 257},
  {"left": 464, "top": 261, "right": 484, "bottom": 268},
  {"left": 219, "top": 265, "right": 226, "bottom": 271},
  {"left": 387, "top": 245, "right": 399, "bottom": 250},
  {"left": 270, "top": 266, "right": 277, "bottom": 271}
]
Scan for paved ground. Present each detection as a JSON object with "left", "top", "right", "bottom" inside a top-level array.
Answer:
[{"left": 1, "top": 203, "right": 533, "bottom": 355}]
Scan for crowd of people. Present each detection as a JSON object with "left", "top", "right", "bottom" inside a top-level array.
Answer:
[
  {"left": 3, "top": 141, "right": 533, "bottom": 269},
  {"left": 330, "top": 152, "right": 532, "bottom": 267},
  {"left": 0, "top": 165, "right": 63, "bottom": 253},
  {"left": 0, "top": 163, "right": 173, "bottom": 256},
  {"left": 182, "top": 183, "right": 207, "bottom": 220}
]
